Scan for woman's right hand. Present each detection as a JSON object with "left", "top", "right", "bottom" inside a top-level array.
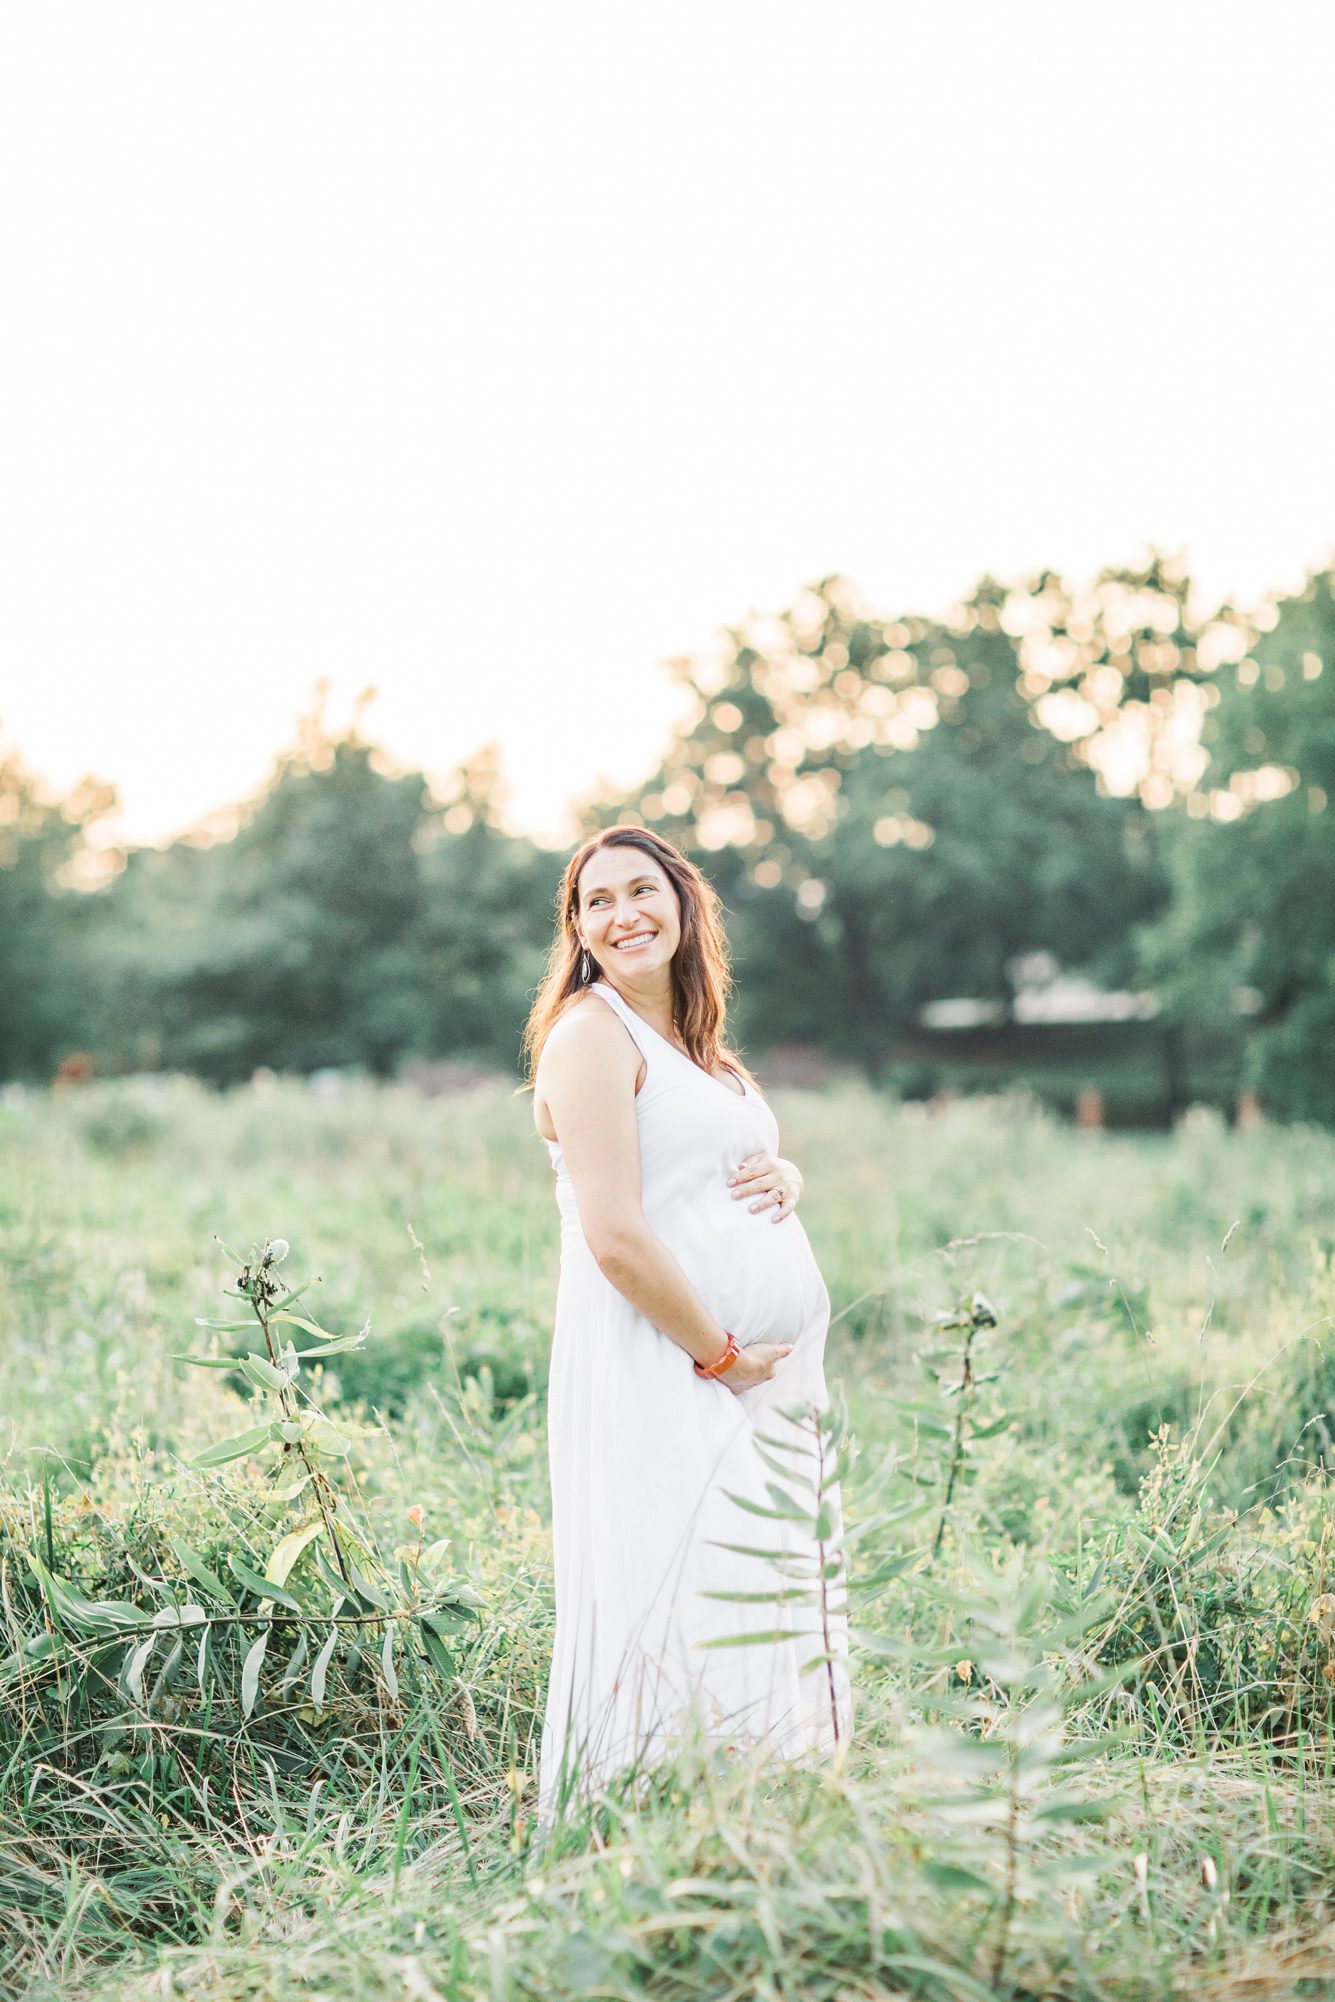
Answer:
[{"left": 719, "top": 1341, "right": 793, "bottom": 1394}]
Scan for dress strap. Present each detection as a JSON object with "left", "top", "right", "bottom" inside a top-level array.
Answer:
[{"left": 586, "top": 981, "right": 656, "bottom": 1067}]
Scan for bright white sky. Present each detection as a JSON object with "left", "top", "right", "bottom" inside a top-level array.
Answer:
[{"left": 4, "top": 2, "right": 1333, "bottom": 852}]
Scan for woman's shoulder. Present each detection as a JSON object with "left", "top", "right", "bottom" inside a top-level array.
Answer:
[
  {"left": 539, "top": 991, "right": 639, "bottom": 1075},
  {"left": 545, "top": 988, "right": 613, "bottom": 1041}
]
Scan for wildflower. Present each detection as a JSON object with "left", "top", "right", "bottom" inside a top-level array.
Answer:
[
  {"left": 407, "top": 1504, "right": 425, "bottom": 1530},
  {"left": 954, "top": 1659, "right": 973, "bottom": 1684}
]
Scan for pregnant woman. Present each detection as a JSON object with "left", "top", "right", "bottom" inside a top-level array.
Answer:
[{"left": 523, "top": 826, "right": 853, "bottom": 1813}]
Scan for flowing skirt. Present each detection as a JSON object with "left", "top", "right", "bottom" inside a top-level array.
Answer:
[{"left": 537, "top": 1233, "right": 853, "bottom": 1814}]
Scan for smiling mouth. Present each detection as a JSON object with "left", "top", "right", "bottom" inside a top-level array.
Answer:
[{"left": 612, "top": 933, "right": 656, "bottom": 951}]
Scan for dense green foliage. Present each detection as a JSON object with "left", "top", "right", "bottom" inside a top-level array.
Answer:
[
  {"left": 4, "top": 550, "right": 1333, "bottom": 1119},
  {"left": 607, "top": 565, "right": 1183, "bottom": 1076},
  {"left": 81, "top": 732, "right": 552, "bottom": 1083},
  {"left": 3, "top": 1078, "right": 1335, "bottom": 1996},
  {"left": 1137, "top": 567, "right": 1335, "bottom": 1125},
  {"left": 0, "top": 751, "right": 114, "bottom": 1079}
]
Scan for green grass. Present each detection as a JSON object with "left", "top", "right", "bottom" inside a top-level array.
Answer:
[{"left": 2, "top": 1074, "right": 1334, "bottom": 1999}]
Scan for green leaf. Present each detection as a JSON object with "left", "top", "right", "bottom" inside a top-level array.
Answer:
[
  {"left": 152, "top": 1634, "right": 185, "bottom": 1701},
  {"left": 774, "top": 1398, "right": 820, "bottom": 1425},
  {"left": 274, "top": 1626, "right": 310, "bottom": 1695},
  {"left": 227, "top": 1554, "right": 303, "bottom": 1614},
  {"left": 153, "top": 1602, "right": 207, "bottom": 1629},
  {"left": 751, "top": 1443, "right": 817, "bottom": 1491},
  {"left": 265, "top": 1520, "right": 324, "bottom": 1590},
  {"left": 718, "top": 1493, "right": 800, "bottom": 1523},
  {"left": 309, "top": 1621, "right": 341, "bottom": 1710},
  {"left": 28, "top": 1553, "right": 150, "bottom": 1634},
  {"left": 170, "top": 1536, "right": 236, "bottom": 1609},
  {"left": 271, "top": 1471, "right": 314, "bottom": 1504},
  {"left": 172, "top": 1352, "right": 245, "bottom": 1370},
  {"left": 421, "top": 1603, "right": 479, "bottom": 1638},
  {"left": 848, "top": 1625, "right": 955, "bottom": 1660},
  {"left": 1032, "top": 1796, "right": 1111, "bottom": 1824},
  {"left": 193, "top": 1317, "right": 259, "bottom": 1331},
  {"left": 270, "top": 1280, "right": 317, "bottom": 1312},
  {"left": 706, "top": 1536, "right": 812, "bottom": 1560},
  {"left": 273, "top": 1313, "right": 341, "bottom": 1341},
  {"left": 698, "top": 1586, "right": 815, "bottom": 1605},
  {"left": 292, "top": 1332, "right": 368, "bottom": 1357},
  {"left": 241, "top": 1631, "right": 269, "bottom": 1717},
  {"left": 798, "top": 1647, "right": 847, "bottom": 1673},
  {"left": 380, "top": 1620, "right": 399, "bottom": 1700},
  {"left": 240, "top": 1354, "right": 290, "bottom": 1392},
  {"left": 752, "top": 1429, "right": 818, "bottom": 1459},
  {"left": 765, "top": 1480, "right": 813, "bottom": 1520},
  {"left": 124, "top": 1633, "right": 159, "bottom": 1707},
  {"left": 418, "top": 1625, "right": 455, "bottom": 1682},
  {"left": 336, "top": 1550, "right": 390, "bottom": 1612},
  {"left": 855, "top": 1555, "right": 917, "bottom": 1591},
  {"left": 191, "top": 1423, "right": 275, "bottom": 1470},
  {"left": 697, "top": 1628, "right": 800, "bottom": 1648},
  {"left": 909, "top": 1414, "right": 953, "bottom": 1439},
  {"left": 920, "top": 1860, "right": 995, "bottom": 1895}
]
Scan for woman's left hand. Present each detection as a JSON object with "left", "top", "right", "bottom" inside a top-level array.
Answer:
[{"left": 728, "top": 1151, "right": 803, "bottom": 1222}]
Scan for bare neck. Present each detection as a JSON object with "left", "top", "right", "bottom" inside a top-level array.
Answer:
[{"left": 599, "top": 972, "right": 676, "bottom": 1047}]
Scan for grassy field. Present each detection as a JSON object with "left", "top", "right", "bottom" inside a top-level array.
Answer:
[{"left": 2, "top": 1074, "right": 1335, "bottom": 2000}]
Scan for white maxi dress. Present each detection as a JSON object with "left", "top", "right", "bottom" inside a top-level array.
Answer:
[{"left": 537, "top": 978, "right": 853, "bottom": 1812}]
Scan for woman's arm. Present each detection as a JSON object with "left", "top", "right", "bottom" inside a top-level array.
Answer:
[{"left": 539, "top": 1007, "right": 791, "bottom": 1391}]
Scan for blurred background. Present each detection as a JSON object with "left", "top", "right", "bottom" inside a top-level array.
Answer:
[{"left": 4, "top": 2, "right": 1333, "bottom": 1129}]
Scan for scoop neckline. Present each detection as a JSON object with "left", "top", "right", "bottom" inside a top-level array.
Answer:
[{"left": 590, "top": 981, "right": 750, "bottom": 1102}]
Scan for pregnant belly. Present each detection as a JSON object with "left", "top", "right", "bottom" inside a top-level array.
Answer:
[{"left": 661, "top": 1197, "right": 829, "bottom": 1349}]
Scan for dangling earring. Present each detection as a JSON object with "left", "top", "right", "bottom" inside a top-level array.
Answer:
[{"left": 580, "top": 947, "right": 592, "bottom": 985}]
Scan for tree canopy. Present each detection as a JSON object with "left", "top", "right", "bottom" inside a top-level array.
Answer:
[{"left": 3, "top": 551, "right": 1331, "bottom": 1123}]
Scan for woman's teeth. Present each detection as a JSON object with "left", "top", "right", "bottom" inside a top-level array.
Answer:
[{"left": 613, "top": 935, "right": 654, "bottom": 952}]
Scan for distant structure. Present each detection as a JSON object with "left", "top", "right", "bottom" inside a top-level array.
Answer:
[{"left": 903, "top": 954, "right": 1256, "bottom": 1130}]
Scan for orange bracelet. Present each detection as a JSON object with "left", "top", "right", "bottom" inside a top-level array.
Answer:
[{"left": 694, "top": 1332, "right": 740, "bottom": 1379}]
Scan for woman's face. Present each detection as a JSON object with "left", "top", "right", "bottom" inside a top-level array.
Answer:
[{"left": 576, "top": 846, "right": 683, "bottom": 984}]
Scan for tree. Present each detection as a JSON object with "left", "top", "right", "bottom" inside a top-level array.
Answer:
[
  {"left": 414, "top": 744, "right": 557, "bottom": 1068},
  {"left": 594, "top": 572, "right": 1176, "bottom": 1078},
  {"left": 107, "top": 713, "right": 436, "bottom": 1081},
  {"left": 0, "top": 752, "right": 116, "bottom": 1079},
  {"left": 1135, "top": 561, "right": 1335, "bottom": 1123},
  {"left": 102, "top": 717, "right": 558, "bottom": 1082}
]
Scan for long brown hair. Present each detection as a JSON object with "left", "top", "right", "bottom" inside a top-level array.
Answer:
[{"left": 520, "top": 826, "right": 756, "bottom": 1091}]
